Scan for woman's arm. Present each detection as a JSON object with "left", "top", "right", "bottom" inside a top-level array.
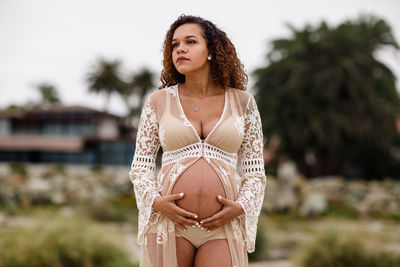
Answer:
[
  {"left": 235, "top": 94, "right": 267, "bottom": 253},
  {"left": 129, "top": 95, "right": 162, "bottom": 240}
]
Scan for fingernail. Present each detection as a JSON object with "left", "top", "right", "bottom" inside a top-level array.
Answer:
[
  {"left": 194, "top": 215, "right": 198, "bottom": 218},
  {"left": 180, "top": 192, "right": 184, "bottom": 197},
  {"left": 183, "top": 228, "right": 186, "bottom": 231},
  {"left": 207, "top": 229, "right": 211, "bottom": 232},
  {"left": 192, "top": 225, "right": 195, "bottom": 228},
  {"left": 200, "top": 221, "right": 203, "bottom": 224},
  {"left": 196, "top": 222, "right": 200, "bottom": 226},
  {"left": 218, "top": 195, "right": 222, "bottom": 200},
  {"left": 201, "top": 227, "right": 204, "bottom": 229}
]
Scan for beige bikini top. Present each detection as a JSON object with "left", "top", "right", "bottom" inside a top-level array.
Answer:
[{"left": 158, "top": 84, "right": 245, "bottom": 168}]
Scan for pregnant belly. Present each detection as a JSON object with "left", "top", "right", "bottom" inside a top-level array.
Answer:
[{"left": 171, "top": 158, "right": 226, "bottom": 221}]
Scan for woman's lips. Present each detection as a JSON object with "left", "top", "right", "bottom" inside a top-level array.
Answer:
[{"left": 177, "top": 57, "right": 189, "bottom": 62}]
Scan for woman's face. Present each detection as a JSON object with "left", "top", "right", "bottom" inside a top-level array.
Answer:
[{"left": 171, "top": 23, "right": 209, "bottom": 75}]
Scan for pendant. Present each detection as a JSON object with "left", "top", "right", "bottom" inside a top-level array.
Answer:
[{"left": 194, "top": 107, "right": 199, "bottom": 112}]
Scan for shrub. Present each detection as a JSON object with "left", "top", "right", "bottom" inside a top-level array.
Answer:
[
  {"left": 325, "top": 198, "right": 360, "bottom": 219},
  {"left": 368, "top": 251, "right": 400, "bottom": 267},
  {"left": 91, "top": 165, "right": 104, "bottom": 174},
  {"left": 53, "top": 164, "right": 67, "bottom": 175},
  {"left": 295, "top": 229, "right": 400, "bottom": 267},
  {"left": 78, "top": 196, "right": 138, "bottom": 224},
  {"left": 0, "top": 216, "right": 138, "bottom": 267},
  {"left": 9, "top": 162, "right": 28, "bottom": 177}
]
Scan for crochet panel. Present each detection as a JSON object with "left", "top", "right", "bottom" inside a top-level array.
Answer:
[
  {"left": 129, "top": 95, "right": 161, "bottom": 246},
  {"left": 235, "top": 94, "right": 267, "bottom": 253},
  {"left": 161, "top": 141, "right": 238, "bottom": 169}
]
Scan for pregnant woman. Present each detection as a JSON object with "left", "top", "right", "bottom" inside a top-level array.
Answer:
[{"left": 129, "top": 15, "right": 267, "bottom": 267}]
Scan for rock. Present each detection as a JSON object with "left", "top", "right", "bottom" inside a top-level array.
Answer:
[
  {"left": 0, "top": 163, "right": 398, "bottom": 218},
  {"left": 299, "top": 192, "right": 327, "bottom": 217},
  {"left": 50, "top": 191, "right": 66, "bottom": 204},
  {"left": 277, "top": 161, "right": 298, "bottom": 182},
  {"left": 358, "top": 183, "right": 398, "bottom": 215},
  {"left": 345, "top": 180, "right": 368, "bottom": 208},
  {"left": 26, "top": 177, "right": 52, "bottom": 195},
  {"left": 275, "top": 187, "right": 299, "bottom": 212}
]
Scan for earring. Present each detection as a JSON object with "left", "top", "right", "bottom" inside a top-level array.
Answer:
[{"left": 207, "top": 55, "right": 212, "bottom": 61}]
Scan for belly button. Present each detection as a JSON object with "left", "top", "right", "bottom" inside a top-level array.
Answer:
[{"left": 195, "top": 193, "right": 208, "bottom": 199}]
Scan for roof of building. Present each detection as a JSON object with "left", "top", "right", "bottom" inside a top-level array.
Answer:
[
  {"left": 0, "top": 104, "right": 123, "bottom": 119},
  {"left": 0, "top": 135, "right": 84, "bottom": 152}
]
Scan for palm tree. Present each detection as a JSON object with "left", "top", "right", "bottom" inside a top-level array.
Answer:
[
  {"left": 253, "top": 14, "right": 400, "bottom": 179},
  {"left": 131, "top": 68, "right": 155, "bottom": 111},
  {"left": 121, "top": 67, "right": 155, "bottom": 118},
  {"left": 36, "top": 83, "right": 61, "bottom": 105},
  {"left": 85, "top": 57, "right": 126, "bottom": 113}
]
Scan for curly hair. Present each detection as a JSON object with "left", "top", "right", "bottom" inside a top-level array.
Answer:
[{"left": 159, "top": 15, "right": 248, "bottom": 91}]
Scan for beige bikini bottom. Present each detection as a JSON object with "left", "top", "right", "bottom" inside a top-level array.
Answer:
[{"left": 148, "top": 222, "right": 227, "bottom": 248}]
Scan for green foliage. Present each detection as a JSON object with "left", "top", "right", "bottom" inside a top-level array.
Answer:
[
  {"left": 8, "top": 162, "right": 28, "bottom": 177},
  {"left": 4, "top": 104, "right": 24, "bottom": 111},
  {"left": 253, "top": 14, "right": 400, "bottom": 179},
  {"left": 0, "top": 216, "right": 138, "bottom": 267},
  {"left": 127, "top": 68, "right": 155, "bottom": 98},
  {"left": 296, "top": 229, "right": 400, "bottom": 267},
  {"left": 36, "top": 82, "right": 61, "bottom": 104},
  {"left": 369, "top": 251, "right": 400, "bottom": 267},
  {"left": 123, "top": 67, "right": 156, "bottom": 118},
  {"left": 86, "top": 57, "right": 126, "bottom": 113},
  {"left": 85, "top": 57, "right": 155, "bottom": 119},
  {"left": 368, "top": 208, "right": 400, "bottom": 221},
  {"left": 79, "top": 196, "right": 138, "bottom": 224},
  {"left": 90, "top": 164, "right": 104, "bottom": 174},
  {"left": 53, "top": 163, "right": 67, "bottom": 175},
  {"left": 248, "top": 221, "right": 269, "bottom": 262},
  {"left": 325, "top": 198, "right": 360, "bottom": 219}
]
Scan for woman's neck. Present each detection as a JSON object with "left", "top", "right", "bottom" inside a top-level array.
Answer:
[{"left": 182, "top": 75, "right": 224, "bottom": 99}]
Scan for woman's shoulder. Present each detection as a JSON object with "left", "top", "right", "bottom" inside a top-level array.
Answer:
[
  {"left": 230, "top": 87, "right": 253, "bottom": 98},
  {"left": 148, "top": 85, "right": 177, "bottom": 100},
  {"left": 229, "top": 87, "right": 254, "bottom": 109},
  {"left": 146, "top": 86, "right": 172, "bottom": 106}
]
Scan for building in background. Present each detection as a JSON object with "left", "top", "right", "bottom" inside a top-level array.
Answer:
[{"left": 0, "top": 105, "right": 136, "bottom": 165}]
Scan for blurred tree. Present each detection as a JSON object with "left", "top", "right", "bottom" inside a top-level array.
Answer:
[
  {"left": 36, "top": 83, "right": 61, "bottom": 104},
  {"left": 253, "top": 14, "right": 400, "bottom": 179},
  {"left": 5, "top": 104, "right": 24, "bottom": 111},
  {"left": 86, "top": 58, "right": 126, "bottom": 113},
  {"left": 121, "top": 67, "right": 155, "bottom": 118}
]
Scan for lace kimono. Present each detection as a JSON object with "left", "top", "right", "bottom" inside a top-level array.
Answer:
[{"left": 129, "top": 84, "right": 267, "bottom": 267}]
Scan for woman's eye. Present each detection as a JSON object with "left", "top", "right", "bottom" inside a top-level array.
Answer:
[{"left": 188, "top": 40, "right": 196, "bottom": 44}]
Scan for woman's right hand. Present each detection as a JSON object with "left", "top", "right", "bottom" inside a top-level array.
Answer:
[{"left": 153, "top": 193, "right": 199, "bottom": 230}]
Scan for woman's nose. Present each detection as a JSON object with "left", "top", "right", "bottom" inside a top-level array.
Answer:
[{"left": 177, "top": 44, "right": 186, "bottom": 53}]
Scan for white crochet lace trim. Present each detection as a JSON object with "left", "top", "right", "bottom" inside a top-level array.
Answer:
[
  {"left": 132, "top": 155, "right": 156, "bottom": 172},
  {"left": 240, "top": 158, "right": 265, "bottom": 174},
  {"left": 162, "top": 141, "right": 238, "bottom": 169}
]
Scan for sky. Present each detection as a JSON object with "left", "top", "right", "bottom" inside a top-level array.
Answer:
[{"left": 1, "top": 0, "right": 399, "bottom": 116}]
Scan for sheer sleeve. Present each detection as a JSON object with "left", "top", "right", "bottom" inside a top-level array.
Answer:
[
  {"left": 129, "top": 94, "right": 161, "bottom": 246},
  {"left": 235, "top": 94, "right": 267, "bottom": 253}
]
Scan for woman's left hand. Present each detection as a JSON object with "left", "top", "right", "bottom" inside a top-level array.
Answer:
[{"left": 199, "top": 195, "right": 244, "bottom": 231}]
